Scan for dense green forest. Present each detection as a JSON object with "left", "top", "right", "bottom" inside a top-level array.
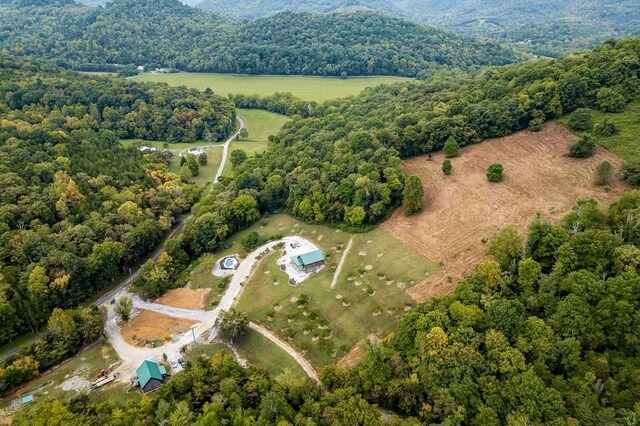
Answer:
[
  {"left": 0, "top": 0, "right": 519, "bottom": 77},
  {"left": 0, "top": 57, "right": 235, "bottom": 349},
  {"left": 192, "top": 0, "right": 640, "bottom": 57},
  {"left": 196, "top": 0, "right": 400, "bottom": 19},
  {"left": 13, "top": 192, "right": 640, "bottom": 424}
]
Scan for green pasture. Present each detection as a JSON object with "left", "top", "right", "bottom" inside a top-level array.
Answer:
[
  {"left": 222, "top": 214, "right": 440, "bottom": 367},
  {"left": 132, "top": 72, "right": 412, "bottom": 102},
  {"left": 558, "top": 101, "right": 640, "bottom": 162},
  {"left": 223, "top": 109, "right": 290, "bottom": 175}
]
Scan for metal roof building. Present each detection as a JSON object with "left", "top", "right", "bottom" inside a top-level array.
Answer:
[{"left": 137, "top": 360, "right": 165, "bottom": 394}]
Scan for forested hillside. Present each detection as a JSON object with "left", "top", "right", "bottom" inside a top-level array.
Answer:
[
  {"left": 196, "top": 0, "right": 401, "bottom": 19},
  {"left": 13, "top": 192, "right": 640, "bottom": 424},
  {"left": 0, "top": 0, "right": 519, "bottom": 77},
  {"left": 0, "top": 57, "right": 235, "bottom": 347},
  {"left": 192, "top": 0, "right": 640, "bottom": 57}
]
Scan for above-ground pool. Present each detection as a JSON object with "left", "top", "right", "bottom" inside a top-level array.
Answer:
[{"left": 222, "top": 256, "right": 239, "bottom": 269}]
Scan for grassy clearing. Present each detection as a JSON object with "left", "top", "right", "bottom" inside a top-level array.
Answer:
[
  {"left": 223, "top": 109, "right": 290, "bottom": 176},
  {"left": 235, "top": 330, "right": 306, "bottom": 378},
  {"left": 557, "top": 101, "right": 640, "bottom": 162},
  {"left": 132, "top": 73, "right": 412, "bottom": 102},
  {"left": 0, "top": 341, "right": 138, "bottom": 412},
  {"left": 185, "top": 333, "right": 306, "bottom": 378},
  {"left": 120, "top": 139, "right": 224, "bottom": 188},
  {"left": 217, "top": 214, "right": 441, "bottom": 367}
]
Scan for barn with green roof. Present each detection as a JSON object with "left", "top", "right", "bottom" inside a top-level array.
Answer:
[
  {"left": 290, "top": 249, "right": 325, "bottom": 272},
  {"left": 137, "top": 360, "right": 167, "bottom": 394}
]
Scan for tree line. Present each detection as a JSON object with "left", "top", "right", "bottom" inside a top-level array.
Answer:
[
  {"left": 0, "top": 58, "right": 236, "bottom": 143},
  {"left": 0, "top": 0, "right": 520, "bottom": 78},
  {"left": 0, "top": 306, "right": 103, "bottom": 395}
]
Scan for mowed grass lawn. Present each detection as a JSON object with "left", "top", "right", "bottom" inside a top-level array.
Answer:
[
  {"left": 132, "top": 73, "right": 413, "bottom": 102},
  {"left": 186, "top": 332, "right": 306, "bottom": 378},
  {"left": 558, "top": 101, "right": 640, "bottom": 162},
  {"left": 223, "top": 109, "right": 290, "bottom": 176},
  {"left": 218, "top": 214, "right": 442, "bottom": 367},
  {"left": 0, "top": 341, "right": 139, "bottom": 412}
]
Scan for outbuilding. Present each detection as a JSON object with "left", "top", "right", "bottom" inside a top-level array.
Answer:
[
  {"left": 291, "top": 249, "right": 325, "bottom": 273},
  {"left": 137, "top": 360, "right": 168, "bottom": 394}
]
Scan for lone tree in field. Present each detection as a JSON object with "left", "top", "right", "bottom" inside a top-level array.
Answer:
[
  {"left": 216, "top": 309, "right": 248, "bottom": 344},
  {"left": 443, "top": 137, "right": 460, "bottom": 158},
  {"left": 230, "top": 149, "right": 247, "bottom": 167},
  {"left": 594, "top": 160, "right": 614, "bottom": 185},
  {"left": 568, "top": 108, "right": 594, "bottom": 132},
  {"left": 568, "top": 135, "right": 596, "bottom": 158},
  {"left": 403, "top": 175, "right": 424, "bottom": 216},
  {"left": 442, "top": 160, "right": 453, "bottom": 175},
  {"left": 115, "top": 297, "right": 133, "bottom": 322},
  {"left": 238, "top": 128, "right": 249, "bottom": 140},
  {"left": 487, "top": 163, "right": 504, "bottom": 182}
]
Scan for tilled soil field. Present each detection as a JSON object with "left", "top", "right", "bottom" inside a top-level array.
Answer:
[{"left": 382, "top": 123, "right": 626, "bottom": 302}]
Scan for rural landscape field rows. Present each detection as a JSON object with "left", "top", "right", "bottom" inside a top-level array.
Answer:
[{"left": 383, "top": 123, "right": 626, "bottom": 300}]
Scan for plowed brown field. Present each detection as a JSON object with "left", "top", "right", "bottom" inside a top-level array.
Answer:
[{"left": 381, "top": 123, "right": 626, "bottom": 302}]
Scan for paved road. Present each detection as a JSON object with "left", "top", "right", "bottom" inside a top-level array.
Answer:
[{"left": 0, "top": 118, "right": 245, "bottom": 364}]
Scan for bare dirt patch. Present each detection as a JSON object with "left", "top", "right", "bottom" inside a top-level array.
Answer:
[
  {"left": 121, "top": 310, "right": 198, "bottom": 345},
  {"left": 337, "top": 334, "right": 381, "bottom": 368},
  {"left": 382, "top": 123, "right": 626, "bottom": 302},
  {"left": 155, "top": 287, "right": 210, "bottom": 310}
]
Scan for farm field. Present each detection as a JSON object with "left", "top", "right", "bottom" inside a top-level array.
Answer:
[
  {"left": 382, "top": 123, "right": 627, "bottom": 302},
  {"left": 132, "top": 73, "right": 413, "bottom": 102},
  {"left": 558, "top": 101, "right": 640, "bottom": 162},
  {"left": 223, "top": 109, "right": 290, "bottom": 175},
  {"left": 223, "top": 214, "right": 440, "bottom": 367},
  {"left": 0, "top": 342, "right": 137, "bottom": 414}
]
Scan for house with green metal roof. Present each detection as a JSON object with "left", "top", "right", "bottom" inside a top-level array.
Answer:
[
  {"left": 137, "top": 360, "right": 166, "bottom": 394},
  {"left": 290, "top": 249, "right": 325, "bottom": 272}
]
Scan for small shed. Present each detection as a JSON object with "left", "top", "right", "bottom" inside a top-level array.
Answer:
[
  {"left": 137, "top": 360, "right": 165, "bottom": 394},
  {"left": 291, "top": 249, "right": 325, "bottom": 272}
]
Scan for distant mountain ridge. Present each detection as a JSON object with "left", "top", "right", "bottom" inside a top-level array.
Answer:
[
  {"left": 190, "top": 0, "right": 640, "bottom": 56},
  {"left": 0, "top": 0, "right": 521, "bottom": 77}
]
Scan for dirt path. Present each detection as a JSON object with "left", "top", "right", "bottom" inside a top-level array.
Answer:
[
  {"left": 248, "top": 322, "right": 320, "bottom": 383},
  {"left": 329, "top": 236, "right": 354, "bottom": 290}
]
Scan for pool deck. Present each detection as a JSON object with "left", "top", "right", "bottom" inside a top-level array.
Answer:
[{"left": 212, "top": 254, "right": 241, "bottom": 277}]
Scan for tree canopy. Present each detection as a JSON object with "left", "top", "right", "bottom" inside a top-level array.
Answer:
[{"left": 0, "top": 0, "right": 520, "bottom": 77}]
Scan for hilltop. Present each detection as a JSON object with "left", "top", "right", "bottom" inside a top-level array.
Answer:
[{"left": 0, "top": 0, "right": 520, "bottom": 77}]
